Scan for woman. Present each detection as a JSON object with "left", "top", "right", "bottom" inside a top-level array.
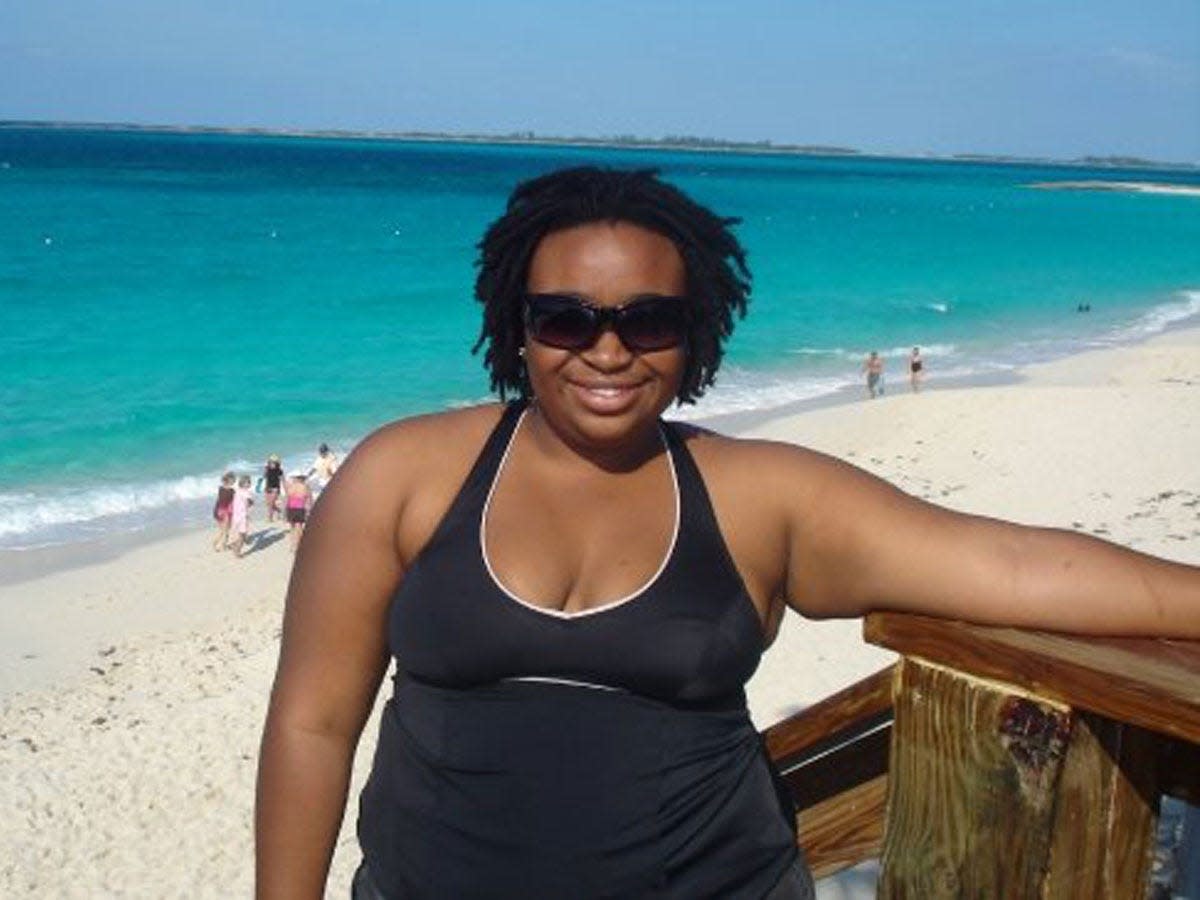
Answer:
[
  {"left": 908, "top": 346, "right": 924, "bottom": 392},
  {"left": 283, "top": 472, "right": 312, "bottom": 553},
  {"left": 262, "top": 454, "right": 286, "bottom": 522},
  {"left": 256, "top": 168, "right": 1199, "bottom": 899}
]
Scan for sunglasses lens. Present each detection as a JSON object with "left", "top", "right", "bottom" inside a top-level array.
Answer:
[
  {"left": 525, "top": 294, "right": 686, "bottom": 351},
  {"left": 617, "top": 299, "right": 686, "bottom": 351},
  {"left": 526, "top": 298, "right": 597, "bottom": 349}
]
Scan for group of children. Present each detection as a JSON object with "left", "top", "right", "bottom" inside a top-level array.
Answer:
[{"left": 211, "top": 444, "right": 339, "bottom": 557}]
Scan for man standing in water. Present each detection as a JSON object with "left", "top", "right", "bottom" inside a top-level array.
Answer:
[
  {"left": 308, "top": 443, "right": 339, "bottom": 494},
  {"left": 863, "top": 350, "right": 885, "bottom": 398}
]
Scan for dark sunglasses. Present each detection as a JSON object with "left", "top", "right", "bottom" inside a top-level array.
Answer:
[{"left": 524, "top": 293, "right": 688, "bottom": 352}]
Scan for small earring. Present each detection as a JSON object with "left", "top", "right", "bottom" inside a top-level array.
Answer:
[{"left": 517, "top": 346, "right": 526, "bottom": 358}]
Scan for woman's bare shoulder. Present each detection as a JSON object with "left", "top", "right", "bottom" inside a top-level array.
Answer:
[
  {"left": 670, "top": 421, "right": 839, "bottom": 481},
  {"left": 323, "top": 403, "right": 506, "bottom": 516},
  {"left": 330, "top": 404, "right": 508, "bottom": 561},
  {"left": 669, "top": 422, "right": 892, "bottom": 528}
]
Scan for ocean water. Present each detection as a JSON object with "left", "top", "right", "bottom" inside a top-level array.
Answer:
[{"left": 2, "top": 127, "right": 1199, "bottom": 550}]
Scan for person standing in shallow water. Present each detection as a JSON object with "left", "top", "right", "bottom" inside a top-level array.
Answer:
[
  {"left": 863, "top": 350, "right": 885, "bottom": 398},
  {"left": 255, "top": 167, "right": 1200, "bottom": 900},
  {"left": 909, "top": 346, "right": 924, "bottom": 392}
]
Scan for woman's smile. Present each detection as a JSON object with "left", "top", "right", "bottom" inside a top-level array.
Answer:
[{"left": 567, "top": 375, "right": 650, "bottom": 411}]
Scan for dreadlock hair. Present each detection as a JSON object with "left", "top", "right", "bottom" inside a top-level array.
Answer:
[{"left": 472, "top": 166, "right": 751, "bottom": 405}]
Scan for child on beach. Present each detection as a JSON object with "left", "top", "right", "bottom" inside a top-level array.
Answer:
[
  {"left": 211, "top": 472, "right": 235, "bottom": 551},
  {"left": 284, "top": 472, "right": 312, "bottom": 552},
  {"left": 230, "top": 474, "right": 255, "bottom": 558}
]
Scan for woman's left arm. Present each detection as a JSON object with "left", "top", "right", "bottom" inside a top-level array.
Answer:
[{"left": 761, "top": 443, "right": 1200, "bottom": 638}]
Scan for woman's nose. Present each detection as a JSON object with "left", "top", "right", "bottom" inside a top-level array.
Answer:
[{"left": 580, "top": 325, "right": 634, "bottom": 368}]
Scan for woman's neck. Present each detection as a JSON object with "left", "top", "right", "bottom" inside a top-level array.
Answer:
[{"left": 523, "top": 402, "right": 664, "bottom": 475}]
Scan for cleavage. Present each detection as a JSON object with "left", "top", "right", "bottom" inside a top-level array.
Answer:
[{"left": 482, "top": 426, "right": 679, "bottom": 616}]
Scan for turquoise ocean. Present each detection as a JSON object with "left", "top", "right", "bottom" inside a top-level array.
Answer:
[{"left": 2, "top": 127, "right": 1199, "bottom": 550}]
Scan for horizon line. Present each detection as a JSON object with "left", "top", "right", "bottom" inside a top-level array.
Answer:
[{"left": 2, "top": 118, "right": 1198, "bottom": 172}]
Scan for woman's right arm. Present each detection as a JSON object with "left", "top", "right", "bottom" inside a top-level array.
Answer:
[{"left": 255, "top": 425, "right": 409, "bottom": 899}]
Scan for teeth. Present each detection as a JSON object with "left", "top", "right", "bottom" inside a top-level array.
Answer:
[{"left": 585, "top": 386, "right": 626, "bottom": 396}]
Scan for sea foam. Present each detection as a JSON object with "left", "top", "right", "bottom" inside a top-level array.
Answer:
[
  {"left": 1104, "top": 290, "right": 1200, "bottom": 343},
  {"left": 0, "top": 476, "right": 216, "bottom": 546},
  {"left": 0, "top": 449, "right": 328, "bottom": 548}
]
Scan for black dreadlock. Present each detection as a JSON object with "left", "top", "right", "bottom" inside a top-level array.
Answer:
[{"left": 472, "top": 166, "right": 751, "bottom": 405}]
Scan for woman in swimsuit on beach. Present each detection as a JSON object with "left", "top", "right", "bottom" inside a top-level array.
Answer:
[
  {"left": 263, "top": 455, "right": 285, "bottom": 522},
  {"left": 909, "top": 346, "right": 923, "bottom": 392},
  {"left": 256, "top": 168, "right": 1200, "bottom": 899},
  {"left": 283, "top": 473, "right": 312, "bottom": 553}
]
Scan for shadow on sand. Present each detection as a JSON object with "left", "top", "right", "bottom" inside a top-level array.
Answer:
[{"left": 243, "top": 528, "right": 290, "bottom": 556}]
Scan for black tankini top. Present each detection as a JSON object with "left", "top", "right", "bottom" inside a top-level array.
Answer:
[
  {"left": 264, "top": 463, "right": 284, "bottom": 491},
  {"left": 357, "top": 402, "right": 806, "bottom": 898}
]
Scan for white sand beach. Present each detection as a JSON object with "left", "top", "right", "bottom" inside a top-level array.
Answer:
[{"left": 2, "top": 327, "right": 1198, "bottom": 898}]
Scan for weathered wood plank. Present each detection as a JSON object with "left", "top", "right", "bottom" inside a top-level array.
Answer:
[
  {"left": 763, "top": 665, "right": 895, "bottom": 768},
  {"left": 780, "top": 724, "right": 890, "bottom": 810},
  {"left": 1042, "top": 714, "right": 1161, "bottom": 899},
  {"left": 864, "top": 612, "right": 1200, "bottom": 743},
  {"left": 877, "top": 658, "right": 1073, "bottom": 899},
  {"left": 761, "top": 667, "right": 893, "bottom": 882},
  {"left": 797, "top": 774, "right": 887, "bottom": 880}
]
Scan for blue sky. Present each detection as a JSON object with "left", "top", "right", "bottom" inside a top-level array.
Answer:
[{"left": 5, "top": 0, "right": 1199, "bottom": 163}]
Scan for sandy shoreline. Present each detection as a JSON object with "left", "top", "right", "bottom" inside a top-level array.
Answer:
[{"left": 3, "top": 326, "right": 1199, "bottom": 896}]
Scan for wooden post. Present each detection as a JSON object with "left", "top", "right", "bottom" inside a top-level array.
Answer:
[
  {"left": 866, "top": 613, "right": 1200, "bottom": 900},
  {"left": 1040, "top": 714, "right": 1160, "bottom": 899},
  {"left": 877, "top": 659, "right": 1073, "bottom": 898}
]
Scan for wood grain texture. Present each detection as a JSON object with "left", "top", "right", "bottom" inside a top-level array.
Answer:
[
  {"left": 877, "top": 659, "right": 1073, "bottom": 899},
  {"left": 797, "top": 775, "right": 887, "bottom": 880},
  {"left": 864, "top": 612, "right": 1200, "bottom": 743},
  {"left": 1041, "top": 714, "right": 1160, "bottom": 899}
]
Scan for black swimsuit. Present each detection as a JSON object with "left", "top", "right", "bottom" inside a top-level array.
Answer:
[{"left": 357, "top": 402, "right": 808, "bottom": 898}]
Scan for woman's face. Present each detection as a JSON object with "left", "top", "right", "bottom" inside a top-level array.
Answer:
[{"left": 523, "top": 221, "right": 687, "bottom": 455}]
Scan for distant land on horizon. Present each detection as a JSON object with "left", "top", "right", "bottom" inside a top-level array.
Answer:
[{"left": 2, "top": 119, "right": 1197, "bottom": 172}]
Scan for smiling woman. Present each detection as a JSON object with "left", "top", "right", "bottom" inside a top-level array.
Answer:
[
  {"left": 255, "top": 167, "right": 1200, "bottom": 900},
  {"left": 520, "top": 222, "right": 689, "bottom": 459}
]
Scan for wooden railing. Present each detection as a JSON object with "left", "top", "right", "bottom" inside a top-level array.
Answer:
[
  {"left": 763, "top": 664, "right": 894, "bottom": 878},
  {"left": 762, "top": 612, "right": 1200, "bottom": 898}
]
